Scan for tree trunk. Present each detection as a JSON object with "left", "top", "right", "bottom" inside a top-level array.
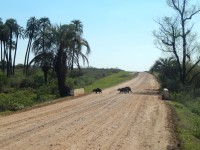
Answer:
[
  {"left": 13, "top": 34, "right": 19, "bottom": 75},
  {"left": 24, "top": 38, "right": 31, "bottom": 75},
  {"left": 55, "top": 47, "right": 70, "bottom": 97},
  {"left": 8, "top": 29, "right": 13, "bottom": 77},
  {"left": 71, "top": 47, "right": 75, "bottom": 72},
  {"left": 42, "top": 65, "right": 49, "bottom": 85},
  {"left": 26, "top": 39, "right": 32, "bottom": 76},
  {"left": 3, "top": 41, "right": 7, "bottom": 72},
  {"left": 0, "top": 41, "right": 3, "bottom": 72}
]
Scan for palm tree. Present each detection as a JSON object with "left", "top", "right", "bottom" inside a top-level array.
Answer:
[
  {"left": 0, "top": 24, "right": 9, "bottom": 72},
  {"left": 12, "top": 25, "right": 24, "bottom": 75},
  {"left": 69, "top": 20, "right": 83, "bottom": 71},
  {"left": 69, "top": 20, "right": 90, "bottom": 72},
  {"left": 72, "top": 38, "right": 90, "bottom": 70},
  {"left": 5, "top": 18, "right": 18, "bottom": 77},
  {"left": 0, "top": 18, "right": 3, "bottom": 70},
  {"left": 31, "top": 17, "right": 53, "bottom": 84},
  {"left": 24, "top": 17, "right": 38, "bottom": 75},
  {"left": 150, "top": 57, "right": 178, "bottom": 79},
  {"left": 52, "top": 24, "right": 74, "bottom": 97},
  {"left": 52, "top": 21, "right": 91, "bottom": 97}
]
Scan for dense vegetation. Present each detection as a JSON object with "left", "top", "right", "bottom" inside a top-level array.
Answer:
[
  {"left": 151, "top": 0, "right": 200, "bottom": 149},
  {"left": 0, "top": 66, "right": 133, "bottom": 113}
]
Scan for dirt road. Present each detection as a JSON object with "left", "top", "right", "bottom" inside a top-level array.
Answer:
[{"left": 0, "top": 72, "right": 175, "bottom": 150}]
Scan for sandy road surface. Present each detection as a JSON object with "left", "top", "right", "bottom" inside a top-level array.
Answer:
[{"left": 0, "top": 72, "right": 175, "bottom": 150}]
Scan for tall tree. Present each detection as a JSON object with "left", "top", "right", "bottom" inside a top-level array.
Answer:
[
  {"left": 5, "top": 18, "right": 18, "bottom": 77},
  {"left": 69, "top": 20, "right": 90, "bottom": 72},
  {"left": 24, "top": 17, "right": 38, "bottom": 75},
  {"left": 12, "top": 25, "right": 24, "bottom": 75},
  {"left": 31, "top": 17, "right": 53, "bottom": 84},
  {"left": 0, "top": 18, "right": 3, "bottom": 70},
  {"left": 153, "top": 0, "right": 200, "bottom": 84},
  {"left": 0, "top": 23, "right": 9, "bottom": 72},
  {"left": 52, "top": 24, "right": 73, "bottom": 97}
]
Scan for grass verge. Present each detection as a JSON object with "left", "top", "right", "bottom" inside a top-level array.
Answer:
[{"left": 167, "top": 101, "right": 200, "bottom": 150}]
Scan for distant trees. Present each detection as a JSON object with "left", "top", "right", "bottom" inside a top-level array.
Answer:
[
  {"left": 153, "top": 0, "right": 200, "bottom": 84},
  {"left": 0, "top": 18, "right": 23, "bottom": 77},
  {"left": 24, "top": 17, "right": 38, "bottom": 75}
]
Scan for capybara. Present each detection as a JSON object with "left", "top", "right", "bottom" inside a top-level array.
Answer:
[{"left": 93, "top": 88, "right": 102, "bottom": 94}]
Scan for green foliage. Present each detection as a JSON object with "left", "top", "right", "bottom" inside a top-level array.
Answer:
[
  {"left": 0, "top": 73, "right": 8, "bottom": 91},
  {"left": 171, "top": 92, "right": 200, "bottom": 116},
  {"left": 34, "top": 86, "right": 56, "bottom": 103},
  {"left": 20, "top": 78, "right": 36, "bottom": 88},
  {"left": 150, "top": 57, "right": 181, "bottom": 91},
  {"left": 168, "top": 101, "right": 200, "bottom": 150},
  {"left": 0, "top": 90, "right": 36, "bottom": 111},
  {"left": 158, "top": 73, "right": 182, "bottom": 91}
]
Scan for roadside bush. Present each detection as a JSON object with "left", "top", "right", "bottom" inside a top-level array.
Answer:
[
  {"left": 20, "top": 78, "right": 36, "bottom": 88},
  {"left": 171, "top": 92, "right": 200, "bottom": 116},
  {"left": 33, "top": 75, "right": 45, "bottom": 88},
  {"left": 0, "top": 73, "right": 8, "bottom": 91},
  {"left": 66, "top": 78, "right": 75, "bottom": 89},
  {"left": 158, "top": 73, "right": 182, "bottom": 91},
  {"left": 34, "top": 91, "right": 56, "bottom": 103},
  {"left": 0, "top": 90, "right": 36, "bottom": 111}
]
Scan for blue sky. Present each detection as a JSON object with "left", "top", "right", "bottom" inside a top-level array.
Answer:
[{"left": 1, "top": 0, "right": 199, "bottom": 71}]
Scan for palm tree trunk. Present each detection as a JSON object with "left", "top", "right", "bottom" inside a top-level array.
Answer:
[
  {"left": 70, "top": 47, "right": 76, "bottom": 72},
  {"left": 24, "top": 38, "right": 31, "bottom": 75},
  {"left": 26, "top": 44, "right": 32, "bottom": 75},
  {"left": 12, "top": 34, "right": 19, "bottom": 75},
  {"left": 0, "top": 41, "right": 2, "bottom": 71},
  {"left": 55, "top": 48, "right": 69, "bottom": 97},
  {"left": 3, "top": 41, "right": 7, "bottom": 72},
  {"left": 42, "top": 65, "right": 49, "bottom": 84},
  {"left": 8, "top": 30, "right": 13, "bottom": 77},
  {"left": 4, "top": 46, "right": 9, "bottom": 77}
]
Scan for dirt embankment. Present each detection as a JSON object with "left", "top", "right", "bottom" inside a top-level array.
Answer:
[{"left": 0, "top": 72, "right": 177, "bottom": 150}]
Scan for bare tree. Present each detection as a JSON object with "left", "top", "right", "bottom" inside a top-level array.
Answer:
[{"left": 153, "top": 0, "right": 200, "bottom": 84}]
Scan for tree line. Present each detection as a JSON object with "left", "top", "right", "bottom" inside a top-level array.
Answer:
[{"left": 0, "top": 17, "right": 90, "bottom": 97}]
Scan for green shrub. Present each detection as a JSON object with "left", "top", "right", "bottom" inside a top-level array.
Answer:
[
  {"left": 20, "top": 78, "right": 36, "bottom": 88},
  {"left": 171, "top": 92, "right": 200, "bottom": 116},
  {"left": 66, "top": 78, "right": 75, "bottom": 89},
  {"left": 0, "top": 73, "right": 8, "bottom": 91},
  {"left": 33, "top": 75, "right": 45, "bottom": 87},
  {"left": 0, "top": 90, "right": 36, "bottom": 112}
]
